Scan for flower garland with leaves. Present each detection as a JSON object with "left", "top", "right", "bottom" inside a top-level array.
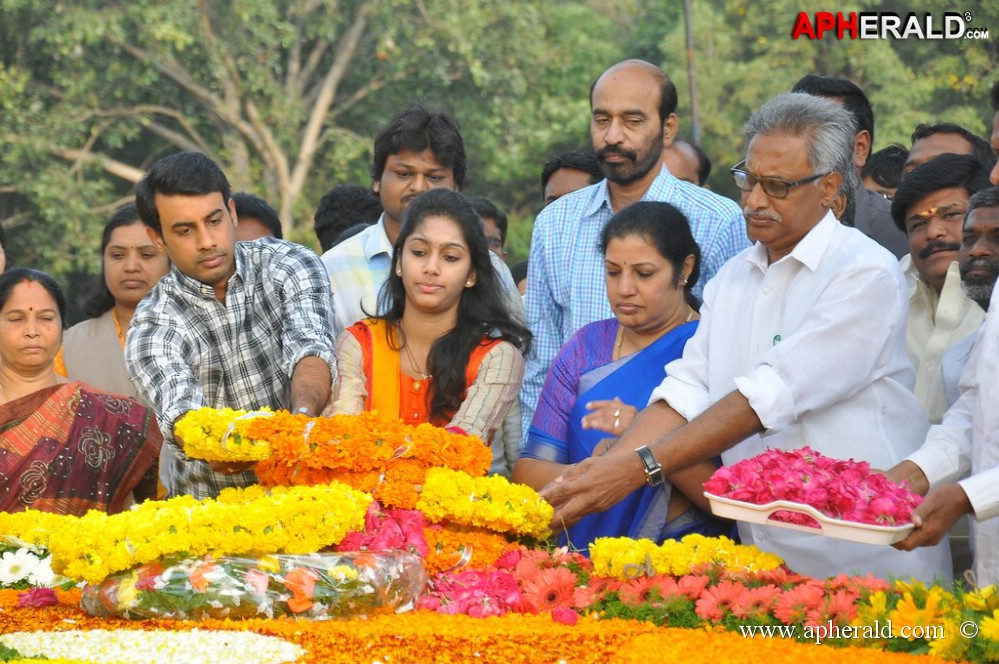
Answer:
[
  {"left": 45, "top": 483, "right": 371, "bottom": 584},
  {"left": 416, "top": 467, "right": 554, "bottom": 539}
]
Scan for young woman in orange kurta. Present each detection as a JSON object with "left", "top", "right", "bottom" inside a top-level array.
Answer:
[{"left": 333, "top": 190, "right": 530, "bottom": 443}]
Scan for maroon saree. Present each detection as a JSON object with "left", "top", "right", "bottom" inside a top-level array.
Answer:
[{"left": 0, "top": 381, "right": 161, "bottom": 515}]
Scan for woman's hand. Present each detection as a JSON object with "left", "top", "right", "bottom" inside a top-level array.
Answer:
[{"left": 581, "top": 397, "right": 636, "bottom": 437}]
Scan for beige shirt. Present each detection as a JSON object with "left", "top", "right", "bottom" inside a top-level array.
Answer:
[
  {"left": 61, "top": 310, "right": 139, "bottom": 400},
  {"left": 902, "top": 256, "right": 985, "bottom": 424},
  {"left": 332, "top": 330, "right": 524, "bottom": 442}
]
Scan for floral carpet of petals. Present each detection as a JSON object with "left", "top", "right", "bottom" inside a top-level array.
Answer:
[{"left": 0, "top": 590, "right": 946, "bottom": 664}]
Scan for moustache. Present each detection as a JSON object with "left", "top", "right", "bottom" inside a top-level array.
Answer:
[
  {"left": 918, "top": 240, "right": 960, "bottom": 260},
  {"left": 743, "top": 207, "right": 781, "bottom": 223},
  {"left": 960, "top": 257, "right": 999, "bottom": 281},
  {"left": 596, "top": 146, "right": 637, "bottom": 162}
]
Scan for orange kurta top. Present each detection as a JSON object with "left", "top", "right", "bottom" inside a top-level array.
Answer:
[{"left": 346, "top": 319, "right": 501, "bottom": 428}]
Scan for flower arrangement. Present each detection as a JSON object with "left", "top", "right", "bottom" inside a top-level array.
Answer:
[
  {"left": 0, "top": 510, "right": 73, "bottom": 549},
  {"left": 422, "top": 523, "right": 516, "bottom": 575},
  {"left": 589, "top": 534, "right": 785, "bottom": 580},
  {"left": 178, "top": 409, "right": 493, "bottom": 509},
  {"left": 175, "top": 407, "right": 276, "bottom": 462},
  {"left": 703, "top": 447, "right": 922, "bottom": 527},
  {"left": 45, "top": 483, "right": 372, "bottom": 584},
  {"left": 80, "top": 551, "right": 427, "bottom": 621},
  {"left": 0, "top": 540, "right": 59, "bottom": 590},
  {"left": 416, "top": 467, "right": 554, "bottom": 539}
]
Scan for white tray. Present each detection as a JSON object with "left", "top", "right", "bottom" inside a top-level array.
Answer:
[{"left": 704, "top": 492, "right": 914, "bottom": 545}]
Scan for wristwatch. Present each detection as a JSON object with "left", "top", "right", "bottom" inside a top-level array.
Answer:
[
  {"left": 294, "top": 406, "right": 315, "bottom": 417},
  {"left": 635, "top": 446, "right": 666, "bottom": 487}
]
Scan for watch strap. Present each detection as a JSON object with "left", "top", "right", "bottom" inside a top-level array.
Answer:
[{"left": 635, "top": 445, "right": 666, "bottom": 487}]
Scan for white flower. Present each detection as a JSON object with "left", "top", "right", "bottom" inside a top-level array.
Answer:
[
  {"left": 0, "top": 629, "right": 305, "bottom": 664},
  {"left": 27, "top": 554, "right": 57, "bottom": 587},
  {"left": 0, "top": 548, "right": 41, "bottom": 586}
]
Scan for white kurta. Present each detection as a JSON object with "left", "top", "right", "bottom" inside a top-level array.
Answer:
[
  {"left": 907, "top": 285, "right": 999, "bottom": 587},
  {"left": 651, "top": 211, "right": 951, "bottom": 582}
]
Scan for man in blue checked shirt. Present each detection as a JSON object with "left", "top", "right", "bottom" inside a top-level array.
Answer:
[
  {"left": 126, "top": 152, "right": 337, "bottom": 500},
  {"left": 520, "top": 59, "right": 748, "bottom": 440}
]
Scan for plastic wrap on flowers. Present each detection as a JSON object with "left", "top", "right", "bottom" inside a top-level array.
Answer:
[{"left": 79, "top": 551, "right": 426, "bottom": 621}]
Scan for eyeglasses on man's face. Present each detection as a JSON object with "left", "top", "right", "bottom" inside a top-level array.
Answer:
[{"left": 729, "top": 160, "right": 831, "bottom": 199}]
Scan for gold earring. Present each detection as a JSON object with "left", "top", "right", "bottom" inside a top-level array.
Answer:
[
  {"left": 466, "top": 279, "right": 474, "bottom": 287},
  {"left": 681, "top": 276, "right": 688, "bottom": 286},
  {"left": 395, "top": 266, "right": 402, "bottom": 277}
]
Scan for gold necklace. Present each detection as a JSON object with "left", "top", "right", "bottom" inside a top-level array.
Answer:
[{"left": 400, "top": 327, "right": 432, "bottom": 381}]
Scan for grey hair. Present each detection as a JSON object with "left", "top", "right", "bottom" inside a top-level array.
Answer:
[{"left": 744, "top": 92, "right": 858, "bottom": 217}]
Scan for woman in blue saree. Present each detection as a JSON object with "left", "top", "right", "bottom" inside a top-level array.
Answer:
[{"left": 514, "top": 202, "right": 733, "bottom": 550}]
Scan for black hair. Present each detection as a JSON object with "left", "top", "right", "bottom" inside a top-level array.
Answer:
[
  {"left": 510, "top": 259, "right": 529, "bottom": 286},
  {"left": 466, "top": 196, "right": 508, "bottom": 246},
  {"left": 891, "top": 154, "right": 992, "bottom": 232},
  {"left": 599, "top": 201, "right": 702, "bottom": 311},
  {"left": 0, "top": 267, "right": 67, "bottom": 326},
  {"left": 81, "top": 203, "right": 143, "bottom": 319},
  {"left": 862, "top": 144, "right": 908, "bottom": 192},
  {"left": 968, "top": 187, "right": 999, "bottom": 216},
  {"left": 135, "top": 152, "right": 232, "bottom": 234},
  {"left": 910, "top": 122, "right": 997, "bottom": 173},
  {"left": 370, "top": 104, "right": 467, "bottom": 188},
  {"left": 792, "top": 75, "right": 875, "bottom": 149},
  {"left": 313, "top": 184, "right": 382, "bottom": 253},
  {"left": 232, "top": 192, "right": 283, "bottom": 239},
  {"left": 540, "top": 149, "right": 603, "bottom": 197},
  {"left": 333, "top": 222, "right": 372, "bottom": 247},
  {"left": 990, "top": 80, "right": 999, "bottom": 113},
  {"left": 678, "top": 139, "right": 712, "bottom": 186},
  {"left": 375, "top": 189, "right": 530, "bottom": 425}
]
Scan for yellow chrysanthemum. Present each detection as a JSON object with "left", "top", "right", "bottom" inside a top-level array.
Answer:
[
  {"left": 589, "top": 534, "right": 783, "bottom": 580},
  {"left": 981, "top": 608, "right": 999, "bottom": 642},
  {"left": 888, "top": 585, "right": 953, "bottom": 640},
  {"left": 46, "top": 484, "right": 372, "bottom": 584},
  {"left": 416, "top": 468, "right": 553, "bottom": 538}
]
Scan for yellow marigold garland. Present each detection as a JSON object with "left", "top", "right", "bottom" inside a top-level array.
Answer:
[
  {"left": 0, "top": 510, "right": 70, "bottom": 549},
  {"left": 416, "top": 468, "right": 553, "bottom": 539},
  {"left": 175, "top": 407, "right": 277, "bottom": 462},
  {"left": 45, "top": 483, "right": 372, "bottom": 584},
  {"left": 589, "top": 534, "right": 784, "bottom": 580}
]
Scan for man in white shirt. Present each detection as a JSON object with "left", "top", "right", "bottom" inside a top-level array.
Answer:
[
  {"left": 890, "top": 187, "right": 999, "bottom": 586},
  {"left": 542, "top": 93, "right": 950, "bottom": 582},
  {"left": 321, "top": 104, "right": 521, "bottom": 331},
  {"left": 890, "top": 154, "right": 990, "bottom": 423}
]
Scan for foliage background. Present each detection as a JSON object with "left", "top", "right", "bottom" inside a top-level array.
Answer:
[{"left": 0, "top": 0, "right": 996, "bottom": 324}]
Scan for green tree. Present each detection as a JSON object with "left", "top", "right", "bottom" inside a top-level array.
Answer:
[{"left": 0, "top": 0, "right": 621, "bottom": 288}]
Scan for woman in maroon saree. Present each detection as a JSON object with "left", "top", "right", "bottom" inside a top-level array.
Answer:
[{"left": 0, "top": 268, "right": 160, "bottom": 515}]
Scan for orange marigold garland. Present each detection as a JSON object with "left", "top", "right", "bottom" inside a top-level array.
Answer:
[
  {"left": 245, "top": 411, "right": 492, "bottom": 508},
  {"left": 422, "top": 523, "right": 517, "bottom": 575}
]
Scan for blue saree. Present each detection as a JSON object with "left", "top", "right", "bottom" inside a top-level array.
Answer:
[{"left": 523, "top": 318, "right": 732, "bottom": 550}]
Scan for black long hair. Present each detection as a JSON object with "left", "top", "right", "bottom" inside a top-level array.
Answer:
[
  {"left": 376, "top": 189, "right": 531, "bottom": 424},
  {"left": 599, "top": 201, "right": 703, "bottom": 311}
]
